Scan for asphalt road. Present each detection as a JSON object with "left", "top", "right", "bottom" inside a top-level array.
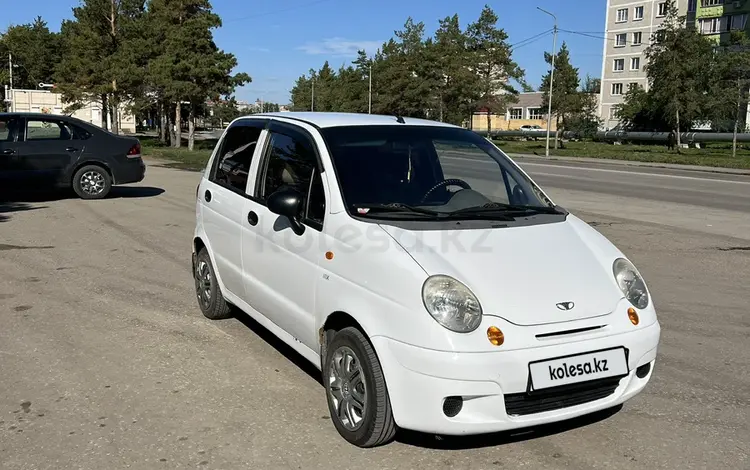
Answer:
[{"left": 1, "top": 158, "right": 748, "bottom": 470}]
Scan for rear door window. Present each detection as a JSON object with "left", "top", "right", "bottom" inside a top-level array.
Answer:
[
  {"left": 25, "top": 119, "right": 75, "bottom": 141},
  {"left": 210, "top": 123, "right": 265, "bottom": 194}
]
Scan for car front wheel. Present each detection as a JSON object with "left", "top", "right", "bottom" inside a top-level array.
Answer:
[
  {"left": 72, "top": 165, "right": 112, "bottom": 199},
  {"left": 324, "top": 327, "right": 396, "bottom": 447}
]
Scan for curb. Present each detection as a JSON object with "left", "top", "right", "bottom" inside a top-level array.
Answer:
[{"left": 508, "top": 153, "right": 750, "bottom": 176}]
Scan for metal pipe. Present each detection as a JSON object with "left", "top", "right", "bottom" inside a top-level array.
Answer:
[{"left": 475, "top": 129, "right": 750, "bottom": 143}]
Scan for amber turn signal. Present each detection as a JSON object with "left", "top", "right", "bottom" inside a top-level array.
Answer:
[
  {"left": 487, "top": 326, "right": 504, "bottom": 346},
  {"left": 325, "top": 251, "right": 334, "bottom": 260},
  {"left": 628, "top": 307, "right": 639, "bottom": 326}
]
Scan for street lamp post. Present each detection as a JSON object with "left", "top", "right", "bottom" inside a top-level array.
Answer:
[
  {"left": 368, "top": 61, "right": 372, "bottom": 114},
  {"left": 537, "top": 7, "right": 558, "bottom": 158}
]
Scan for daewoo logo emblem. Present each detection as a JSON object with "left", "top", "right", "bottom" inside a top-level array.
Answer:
[{"left": 556, "top": 302, "right": 575, "bottom": 311}]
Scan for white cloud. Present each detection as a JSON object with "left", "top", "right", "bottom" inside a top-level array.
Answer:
[{"left": 297, "top": 37, "right": 381, "bottom": 57}]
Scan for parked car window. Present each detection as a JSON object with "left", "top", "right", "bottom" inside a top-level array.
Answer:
[
  {"left": 26, "top": 119, "right": 75, "bottom": 141},
  {"left": 0, "top": 117, "right": 19, "bottom": 142},
  {"left": 260, "top": 131, "right": 323, "bottom": 225},
  {"left": 211, "top": 125, "right": 263, "bottom": 193}
]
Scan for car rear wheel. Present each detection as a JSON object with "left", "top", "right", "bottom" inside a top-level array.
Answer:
[
  {"left": 72, "top": 165, "right": 112, "bottom": 199},
  {"left": 194, "top": 249, "right": 233, "bottom": 320},
  {"left": 324, "top": 327, "right": 397, "bottom": 447}
]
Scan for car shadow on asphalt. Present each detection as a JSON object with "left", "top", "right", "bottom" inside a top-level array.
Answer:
[
  {"left": 0, "top": 185, "right": 165, "bottom": 203},
  {"left": 230, "top": 309, "right": 324, "bottom": 386},
  {"left": 228, "top": 307, "right": 625, "bottom": 450},
  {"left": 396, "top": 405, "right": 623, "bottom": 450}
]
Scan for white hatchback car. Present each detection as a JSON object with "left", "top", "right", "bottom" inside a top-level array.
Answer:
[{"left": 192, "top": 112, "right": 660, "bottom": 447}]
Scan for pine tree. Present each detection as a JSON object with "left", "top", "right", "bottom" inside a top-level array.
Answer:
[
  {"left": 467, "top": 5, "right": 525, "bottom": 134},
  {"left": 147, "top": 0, "right": 250, "bottom": 149},
  {"left": 540, "top": 42, "right": 580, "bottom": 148}
]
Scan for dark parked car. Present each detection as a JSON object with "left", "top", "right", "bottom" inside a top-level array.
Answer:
[{"left": 0, "top": 112, "right": 145, "bottom": 199}]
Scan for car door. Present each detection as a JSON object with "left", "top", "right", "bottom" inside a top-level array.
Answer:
[
  {"left": 18, "top": 117, "right": 83, "bottom": 181},
  {"left": 0, "top": 116, "right": 22, "bottom": 179},
  {"left": 242, "top": 121, "right": 327, "bottom": 350},
  {"left": 200, "top": 119, "right": 267, "bottom": 299}
]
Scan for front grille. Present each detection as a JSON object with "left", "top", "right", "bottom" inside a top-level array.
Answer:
[{"left": 504, "top": 377, "right": 622, "bottom": 416}]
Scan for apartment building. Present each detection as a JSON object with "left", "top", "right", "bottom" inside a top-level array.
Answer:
[
  {"left": 599, "top": 0, "right": 690, "bottom": 129},
  {"left": 694, "top": 0, "right": 750, "bottom": 43}
]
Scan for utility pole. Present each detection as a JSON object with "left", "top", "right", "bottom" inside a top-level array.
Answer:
[
  {"left": 8, "top": 52, "right": 13, "bottom": 112},
  {"left": 538, "top": 7, "right": 557, "bottom": 158},
  {"left": 311, "top": 79, "right": 315, "bottom": 112},
  {"left": 368, "top": 60, "right": 372, "bottom": 114}
]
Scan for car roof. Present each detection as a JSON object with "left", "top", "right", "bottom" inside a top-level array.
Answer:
[{"left": 247, "top": 112, "right": 461, "bottom": 129}]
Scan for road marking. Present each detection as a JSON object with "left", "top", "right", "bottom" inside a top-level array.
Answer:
[
  {"left": 516, "top": 161, "right": 750, "bottom": 185},
  {"left": 447, "top": 155, "right": 750, "bottom": 185}
]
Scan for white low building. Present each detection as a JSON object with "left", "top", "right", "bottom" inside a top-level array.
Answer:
[{"left": 5, "top": 88, "right": 137, "bottom": 134}]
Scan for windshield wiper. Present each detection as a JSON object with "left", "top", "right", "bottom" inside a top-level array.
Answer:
[
  {"left": 453, "top": 203, "right": 563, "bottom": 216},
  {"left": 353, "top": 203, "right": 442, "bottom": 218}
]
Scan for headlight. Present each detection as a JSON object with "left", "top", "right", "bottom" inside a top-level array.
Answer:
[
  {"left": 613, "top": 258, "right": 649, "bottom": 309},
  {"left": 422, "top": 275, "right": 482, "bottom": 333}
]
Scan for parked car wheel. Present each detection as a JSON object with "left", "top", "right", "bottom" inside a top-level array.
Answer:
[
  {"left": 72, "top": 165, "right": 112, "bottom": 199},
  {"left": 194, "top": 249, "right": 233, "bottom": 320},
  {"left": 324, "top": 327, "right": 397, "bottom": 448}
]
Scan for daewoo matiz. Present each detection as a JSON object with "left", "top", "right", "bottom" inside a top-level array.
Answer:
[{"left": 192, "top": 112, "right": 660, "bottom": 447}]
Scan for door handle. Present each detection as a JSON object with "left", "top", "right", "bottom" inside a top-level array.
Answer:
[
  {"left": 204, "top": 190, "right": 212, "bottom": 202},
  {"left": 65, "top": 146, "right": 78, "bottom": 152},
  {"left": 247, "top": 211, "right": 259, "bottom": 226},
  {"left": 1, "top": 149, "right": 13, "bottom": 155}
]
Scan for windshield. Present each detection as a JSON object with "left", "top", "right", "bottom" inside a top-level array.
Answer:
[{"left": 320, "top": 125, "right": 555, "bottom": 220}]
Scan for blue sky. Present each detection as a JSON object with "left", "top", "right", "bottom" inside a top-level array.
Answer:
[{"left": 4, "top": 0, "right": 607, "bottom": 104}]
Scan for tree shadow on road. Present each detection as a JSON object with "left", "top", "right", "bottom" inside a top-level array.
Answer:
[
  {"left": 396, "top": 405, "right": 623, "bottom": 450},
  {"left": 0, "top": 201, "right": 47, "bottom": 223}
]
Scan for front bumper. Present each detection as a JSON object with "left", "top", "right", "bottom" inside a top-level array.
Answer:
[{"left": 372, "top": 320, "right": 660, "bottom": 435}]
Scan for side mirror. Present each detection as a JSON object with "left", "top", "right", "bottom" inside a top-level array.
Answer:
[{"left": 267, "top": 187, "right": 306, "bottom": 235}]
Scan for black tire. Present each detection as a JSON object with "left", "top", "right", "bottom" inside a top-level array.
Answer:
[
  {"left": 72, "top": 165, "right": 112, "bottom": 199},
  {"left": 324, "top": 327, "right": 397, "bottom": 447},
  {"left": 194, "top": 249, "right": 232, "bottom": 320}
]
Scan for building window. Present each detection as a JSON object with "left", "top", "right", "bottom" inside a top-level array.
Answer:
[
  {"left": 527, "top": 108, "right": 543, "bottom": 120},
  {"left": 731, "top": 14, "right": 747, "bottom": 31},
  {"left": 615, "top": 33, "right": 627, "bottom": 47},
  {"left": 629, "top": 82, "right": 639, "bottom": 91},
  {"left": 509, "top": 108, "right": 523, "bottom": 120},
  {"left": 700, "top": 17, "right": 729, "bottom": 34},
  {"left": 657, "top": 2, "right": 668, "bottom": 17},
  {"left": 631, "top": 57, "right": 641, "bottom": 70},
  {"left": 612, "top": 83, "right": 624, "bottom": 96},
  {"left": 616, "top": 8, "right": 629, "bottom": 23},
  {"left": 613, "top": 58, "right": 625, "bottom": 71},
  {"left": 702, "top": 0, "right": 724, "bottom": 6},
  {"left": 632, "top": 31, "right": 643, "bottom": 45},
  {"left": 609, "top": 107, "right": 618, "bottom": 120},
  {"left": 634, "top": 6, "right": 644, "bottom": 20},
  {"left": 688, "top": 0, "right": 697, "bottom": 12}
]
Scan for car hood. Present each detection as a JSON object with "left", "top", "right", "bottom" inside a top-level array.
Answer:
[{"left": 378, "top": 217, "right": 624, "bottom": 326}]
